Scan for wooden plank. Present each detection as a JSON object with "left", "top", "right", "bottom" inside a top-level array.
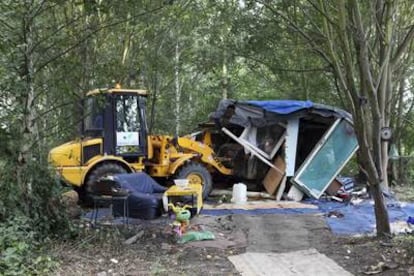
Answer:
[
  {"left": 275, "top": 175, "right": 287, "bottom": 201},
  {"left": 262, "top": 155, "right": 286, "bottom": 195}
]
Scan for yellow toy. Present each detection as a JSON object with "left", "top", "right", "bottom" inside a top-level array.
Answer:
[{"left": 168, "top": 203, "right": 192, "bottom": 236}]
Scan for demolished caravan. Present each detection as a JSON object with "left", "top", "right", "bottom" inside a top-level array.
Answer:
[{"left": 204, "top": 99, "right": 359, "bottom": 200}]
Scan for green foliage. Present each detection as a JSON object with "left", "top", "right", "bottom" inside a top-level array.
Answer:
[
  {"left": 0, "top": 216, "right": 59, "bottom": 275},
  {"left": 0, "top": 158, "right": 74, "bottom": 234},
  {"left": 0, "top": 158, "right": 75, "bottom": 275}
]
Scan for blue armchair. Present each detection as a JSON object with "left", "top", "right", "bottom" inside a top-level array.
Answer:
[{"left": 112, "top": 172, "right": 167, "bottom": 220}]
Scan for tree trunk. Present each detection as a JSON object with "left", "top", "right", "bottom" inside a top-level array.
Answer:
[
  {"left": 148, "top": 71, "right": 158, "bottom": 135},
  {"left": 222, "top": 54, "right": 228, "bottom": 99},
  {"left": 17, "top": 1, "right": 38, "bottom": 213},
  {"left": 174, "top": 40, "right": 181, "bottom": 136},
  {"left": 370, "top": 182, "right": 391, "bottom": 237}
]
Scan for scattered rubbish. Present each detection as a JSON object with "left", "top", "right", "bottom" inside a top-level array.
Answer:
[
  {"left": 217, "top": 194, "right": 230, "bottom": 204},
  {"left": 330, "top": 196, "right": 344, "bottom": 202},
  {"left": 110, "top": 258, "right": 119, "bottom": 264},
  {"left": 178, "top": 231, "right": 215, "bottom": 244},
  {"left": 363, "top": 261, "right": 398, "bottom": 275},
  {"left": 363, "top": 262, "right": 385, "bottom": 275},
  {"left": 337, "top": 177, "right": 355, "bottom": 193},
  {"left": 325, "top": 177, "right": 354, "bottom": 200},
  {"left": 350, "top": 198, "right": 364, "bottom": 205},
  {"left": 391, "top": 220, "right": 413, "bottom": 234},
  {"left": 123, "top": 230, "right": 144, "bottom": 245},
  {"left": 325, "top": 179, "right": 342, "bottom": 196},
  {"left": 352, "top": 187, "right": 368, "bottom": 197},
  {"left": 232, "top": 183, "right": 247, "bottom": 204},
  {"left": 327, "top": 211, "right": 344, "bottom": 218}
]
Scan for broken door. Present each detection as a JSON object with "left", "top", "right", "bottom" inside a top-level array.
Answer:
[{"left": 292, "top": 119, "right": 358, "bottom": 198}]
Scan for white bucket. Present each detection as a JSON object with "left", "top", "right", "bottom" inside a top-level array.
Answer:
[{"left": 232, "top": 183, "right": 247, "bottom": 204}]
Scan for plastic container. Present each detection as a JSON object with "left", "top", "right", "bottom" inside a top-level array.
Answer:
[
  {"left": 232, "top": 183, "right": 247, "bottom": 204},
  {"left": 174, "top": 179, "right": 189, "bottom": 188}
]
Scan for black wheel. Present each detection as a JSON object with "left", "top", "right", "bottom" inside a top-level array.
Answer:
[
  {"left": 176, "top": 162, "right": 213, "bottom": 199},
  {"left": 85, "top": 163, "right": 127, "bottom": 194}
]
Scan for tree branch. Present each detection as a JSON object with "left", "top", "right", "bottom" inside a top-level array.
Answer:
[
  {"left": 33, "top": 5, "right": 166, "bottom": 75},
  {"left": 391, "top": 24, "right": 414, "bottom": 66}
]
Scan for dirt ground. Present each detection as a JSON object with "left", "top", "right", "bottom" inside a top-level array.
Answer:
[{"left": 53, "top": 188, "right": 414, "bottom": 276}]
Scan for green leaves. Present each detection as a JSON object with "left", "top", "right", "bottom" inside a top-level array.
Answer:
[{"left": 0, "top": 216, "right": 59, "bottom": 275}]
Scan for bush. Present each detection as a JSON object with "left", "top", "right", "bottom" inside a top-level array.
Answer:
[
  {"left": 0, "top": 216, "right": 58, "bottom": 275},
  {"left": 0, "top": 158, "right": 73, "bottom": 235},
  {"left": 0, "top": 157, "right": 77, "bottom": 275}
]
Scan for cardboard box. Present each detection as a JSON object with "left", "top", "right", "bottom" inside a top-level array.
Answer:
[
  {"left": 326, "top": 179, "right": 342, "bottom": 196},
  {"left": 262, "top": 155, "right": 286, "bottom": 195}
]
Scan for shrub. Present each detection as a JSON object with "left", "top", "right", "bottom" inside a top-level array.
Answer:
[
  {"left": 0, "top": 216, "right": 59, "bottom": 275},
  {"left": 0, "top": 157, "right": 76, "bottom": 275}
]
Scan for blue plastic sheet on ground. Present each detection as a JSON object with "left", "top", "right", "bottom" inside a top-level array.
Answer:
[
  {"left": 84, "top": 198, "right": 414, "bottom": 236},
  {"left": 314, "top": 199, "right": 414, "bottom": 235},
  {"left": 200, "top": 198, "right": 414, "bottom": 236},
  {"left": 200, "top": 207, "right": 320, "bottom": 216}
]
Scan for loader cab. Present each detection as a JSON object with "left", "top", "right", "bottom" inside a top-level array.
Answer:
[{"left": 83, "top": 88, "right": 148, "bottom": 162}]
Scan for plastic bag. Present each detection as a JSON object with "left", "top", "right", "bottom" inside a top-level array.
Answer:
[{"left": 178, "top": 231, "right": 215, "bottom": 244}]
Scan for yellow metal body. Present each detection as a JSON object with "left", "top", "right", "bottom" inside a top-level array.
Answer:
[
  {"left": 49, "top": 137, "right": 145, "bottom": 187},
  {"left": 146, "top": 134, "right": 232, "bottom": 177},
  {"left": 49, "top": 86, "right": 232, "bottom": 190},
  {"left": 49, "top": 131, "right": 231, "bottom": 188},
  {"left": 176, "top": 135, "right": 232, "bottom": 175}
]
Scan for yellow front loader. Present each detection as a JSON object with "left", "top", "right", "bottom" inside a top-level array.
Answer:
[{"left": 48, "top": 86, "right": 232, "bottom": 200}]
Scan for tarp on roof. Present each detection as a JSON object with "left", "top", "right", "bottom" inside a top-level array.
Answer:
[
  {"left": 210, "top": 99, "right": 352, "bottom": 127},
  {"left": 246, "top": 100, "right": 314, "bottom": 114}
]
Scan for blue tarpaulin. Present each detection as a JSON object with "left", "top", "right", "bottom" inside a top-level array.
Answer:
[
  {"left": 315, "top": 199, "right": 414, "bottom": 235},
  {"left": 247, "top": 100, "right": 314, "bottom": 115},
  {"left": 210, "top": 98, "right": 352, "bottom": 128},
  {"left": 200, "top": 199, "right": 414, "bottom": 235},
  {"left": 201, "top": 207, "right": 320, "bottom": 216}
]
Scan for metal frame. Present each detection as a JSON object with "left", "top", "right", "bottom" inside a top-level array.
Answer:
[{"left": 292, "top": 118, "right": 359, "bottom": 198}]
